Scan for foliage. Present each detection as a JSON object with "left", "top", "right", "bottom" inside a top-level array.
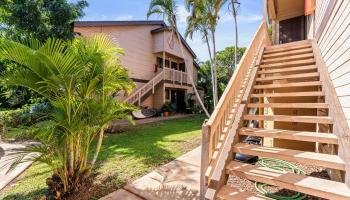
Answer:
[
  {"left": 147, "top": 0, "right": 210, "bottom": 117},
  {"left": 0, "top": 102, "right": 52, "bottom": 128},
  {"left": 0, "top": 35, "right": 135, "bottom": 198},
  {"left": 0, "top": 0, "right": 88, "bottom": 41},
  {"left": 161, "top": 102, "right": 176, "bottom": 112},
  {"left": 0, "top": 0, "right": 88, "bottom": 110},
  {"left": 185, "top": 0, "right": 228, "bottom": 107},
  {"left": 198, "top": 46, "right": 246, "bottom": 111},
  {"left": 0, "top": 115, "right": 205, "bottom": 200}
]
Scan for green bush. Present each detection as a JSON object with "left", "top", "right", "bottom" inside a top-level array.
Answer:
[
  {"left": 0, "top": 102, "right": 52, "bottom": 128},
  {"left": 161, "top": 102, "right": 177, "bottom": 112}
]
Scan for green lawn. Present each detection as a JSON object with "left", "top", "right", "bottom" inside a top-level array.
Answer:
[{"left": 0, "top": 115, "right": 205, "bottom": 200}]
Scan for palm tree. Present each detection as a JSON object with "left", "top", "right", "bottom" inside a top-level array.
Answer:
[
  {"left": 185, "top": 0, "right": 216, "bottom": 109},
  {"left": 185, "top": 0, "right": 227, "bottom": 107},
  {"left": 0, "top": 35, "right": 135, "bottom": 198},
  {"left": 147, "top": 0, "right": 210, "bottom": 117}
]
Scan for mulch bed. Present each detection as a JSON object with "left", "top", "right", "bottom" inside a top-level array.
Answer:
[{"left": 227, "top": 161, "right": 331, "bottom": 200}]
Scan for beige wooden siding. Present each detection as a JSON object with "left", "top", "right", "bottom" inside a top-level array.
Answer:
[
  {"left": 315, "top": 0, "right": 332, "bottom": 32},
  {"left": 153, "top": 30, "right": 196, "bottom": 85},
  {"left": 75, "top": 25, "right": 160, "bottom": 81},
  {"left": 316, "top": 0, "right": 350, "bottom": 127}
]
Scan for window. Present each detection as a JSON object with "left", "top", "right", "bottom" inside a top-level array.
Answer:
[
  {"left": 179, "top": 63, "right": 185, "bottom": 72},
  {"left": 165, "top": 59, "right": 170, "bottom": 68},
  {"left": 171, "top": 62, "right": 178, "bottom": 70},
  {"left": 156, "top": 57, "right": 163, "bottom": 68}
]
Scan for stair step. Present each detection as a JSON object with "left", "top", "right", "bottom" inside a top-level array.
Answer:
[
  {"left": 263, "top": 48, "right": 313, "bottom": 59},
  {"left": 262, "top": 53, "right": 314, "bottom": 64},
  {"left": 217, "top": 185, "right": 271, "bottom": 200},
  {"left": 243, "top": 115, "right": 333, "bottom": 124},
  {"left": 254, "top": 81, "right": 322, "bottom": 89},
  {"left": 250, "top": 91, "right": 324, "bottom": 98},
  {"left": 260, "top": 59, "right": 315, "bottom": 69},
  {"left": 226, "top": 161, "right": 350, "bottom": 200},
  {"left": 233, "top": 143, "right": 345, "bottom": 170},
  {"left": 264, "top": 43, "right": 312, "bottom": 54},
  {"left": 258, "top": 65, "right": 317, "bottom": 74},
  {"left": 239, "top": 128, "right": 338, "bottom": 144},
  {"left": 256, "top": 72, "right": 319, "bottom": 82},
  {"left": 247, "top": 103, "right": 328, "bottom": 109}
]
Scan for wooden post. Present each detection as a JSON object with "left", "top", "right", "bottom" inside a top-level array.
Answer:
[
  {"left": 200, "top": 122, "right": 210, "bottom": 199},
  {"left": 152, "top": 80, "right": 155, "bottom": 93},
  {"left": 138, "top": 91, "right": 141, "bottom": 106},
  {"left": 181, "top": 72, "right": 183, "bottom": 85}
]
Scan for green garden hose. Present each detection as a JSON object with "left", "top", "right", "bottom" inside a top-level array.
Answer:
[{"left": 254, "top": 158, "right": 307, "bottom": 200}]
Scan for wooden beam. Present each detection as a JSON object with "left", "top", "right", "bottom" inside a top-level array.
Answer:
[
  {"left": 253, "top": 81, "right": 321, "bottom": 89},
  {"left": 243, "top": 115, "right": 333, "bottom": 124},
  {"left": 239, "top": 128, "right": 338, "bottom": 144},
  {"left": 233, "top": 143, "right": 345, "bottom": 170},
  {"left": 226, "top": 161, "right": 350, "bottom": 200}
]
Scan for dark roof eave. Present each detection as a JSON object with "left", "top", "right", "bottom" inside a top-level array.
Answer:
[{"left": 74, "top": 20, "right": 166, "bottom": 27}]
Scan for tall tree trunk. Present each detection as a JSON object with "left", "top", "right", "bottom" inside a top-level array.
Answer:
[
  {"left": 90, "top": 125, "right": 106, "bottom": 166},
  {"left": 211, "top": 29, "right": 218, "bottom": 105},
  {"left": 204, "top": 33, "right": 216, "bottom": 109},
  {"left": 231, "top": 0, "right": 239, "bottom": 70},
  {"left": 173, "top": 26, "right": 210, "bottom": 117}
]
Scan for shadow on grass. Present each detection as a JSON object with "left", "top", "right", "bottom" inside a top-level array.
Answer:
[
  {"left": 96, "top": 115, "right": 204, "bottom": 167},
  {"left": 1, "top": 188, "right": 50, "bottom": 200},
  {"left": 1, "top": 115, "right": 205, "bottom": 200}
]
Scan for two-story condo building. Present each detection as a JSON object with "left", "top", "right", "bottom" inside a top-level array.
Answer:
[{"left": 74, "top": 20, "right": 202, "bottom": 112}]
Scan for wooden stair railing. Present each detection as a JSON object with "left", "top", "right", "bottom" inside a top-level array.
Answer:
[
  {"left": 200, "top": 21, "right": 271, "bottom": 199},
  {"left": 125, "top": 68, "right": 188, "bottom": 105}
]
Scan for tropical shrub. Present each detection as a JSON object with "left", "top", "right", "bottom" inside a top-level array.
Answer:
[
  {"left": 161, "top": 102, "right": 176, "bottom": 113},
  {"left": 0, "top": 102, "right": 52, "bottom": 128},
  {"left": 0, "top": 35, "right": 135, "bottom": 198}
]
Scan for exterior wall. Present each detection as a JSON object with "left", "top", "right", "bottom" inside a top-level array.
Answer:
[
  {"left": 75, "top": 25, "right": 160, "bottom": 81},
  {"left": 75, "top": 23, "right": 199, "bottom": 109},
  {"left": 314, "top": 0, "right": 350, "bottom": 127},
  {"left": 153, "top": 84, "right": 165, "bottom": 109},
  {"left": 153, "top": 30, "right": 197, "bottom": 84}
]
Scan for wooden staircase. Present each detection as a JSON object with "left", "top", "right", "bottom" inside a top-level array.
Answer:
[
  {"left": 125, "top": 67, "right": 188, "bottom": 105},
  {"left": 202, "top": 39, "right": 350, "bottom": 200}
]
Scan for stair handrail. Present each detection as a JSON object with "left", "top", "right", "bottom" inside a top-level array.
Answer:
[
  {"left": 200, "top": 21, "right": 271, "bottom": 199},
  {"left": 125, "top": 70, "right": 165, "bottom": 104},
  {"left": 125, "top": 67, "right": 189, "bottom": 105}
]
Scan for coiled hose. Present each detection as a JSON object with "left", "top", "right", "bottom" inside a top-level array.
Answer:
[{"left": 255, "top": 158, "right": 307, "bottom": 200}]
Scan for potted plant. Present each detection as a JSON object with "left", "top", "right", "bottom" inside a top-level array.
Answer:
[{"left": 161, "top": 102, "right": 176, "bottom": 117}]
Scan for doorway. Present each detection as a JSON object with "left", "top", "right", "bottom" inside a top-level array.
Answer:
[
  {"left": 169, "top": 89, "right": 186, "bottom": 112},
  {"left": 279, "top": 16, "right": 305, "bottom": 44}
]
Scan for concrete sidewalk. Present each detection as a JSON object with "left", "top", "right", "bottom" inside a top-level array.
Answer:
[
  {"left": 101, "top": 146, "right": 201, "bottom": 200},
  {"left": 0, "top": 142, "right": 36, "bottom": 191}
]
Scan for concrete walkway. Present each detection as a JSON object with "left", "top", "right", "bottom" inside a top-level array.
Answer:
[
  {"left": 101, "top": 146, "right": 201, "bottom": 200},
  {"left": 0, "top": 142, "right": 37, "bottom": 191}
]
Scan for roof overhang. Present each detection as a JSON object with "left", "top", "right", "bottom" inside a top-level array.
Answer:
[{"left": 268, "top": 0, "right": 305, "bottom": 21}]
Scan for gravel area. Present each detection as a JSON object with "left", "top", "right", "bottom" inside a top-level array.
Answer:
[{"left": 227, "top": 160, "right": 331, "bottom": 200}]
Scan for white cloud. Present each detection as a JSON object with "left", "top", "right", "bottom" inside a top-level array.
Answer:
[
  {"left": 220, "top": 12, "right": 262, "bottom": 23},
  {"left": 114, "top": 15, "right": 134, "bottom": 21},
  {"left": 177, "top": 5, "right": 190, "bottom": 26},
  {"left": 238, "top": 14, "right": 262, "bottom": 22}
]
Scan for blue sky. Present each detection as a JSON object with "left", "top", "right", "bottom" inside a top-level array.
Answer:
[{"left": 71, "top": 0, "right": 263, "bottom": 61}]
